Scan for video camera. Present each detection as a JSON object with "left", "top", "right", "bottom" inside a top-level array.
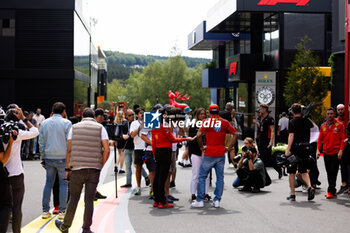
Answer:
[
  {"left": 288, "top": 103, "right": 314, "bottom": 118},
  {"left": 0, "top": 120, "right": 20, "bottom": 144}
]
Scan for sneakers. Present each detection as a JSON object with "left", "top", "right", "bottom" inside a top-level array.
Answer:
[
  {"left": 167, "top": 195, "right": 179, "bottom": 201},
  {"left": 120, "top": 183, "right": 132, "bottom": 188},
  {"left": 55, "top": 219, "right": 68, "bottom": 233},
  {"left": 170, "top": 181, "right": 176, "bottom": 188},
  {"left": 118, "top": 169, "right": 125, "bottom": 174},
  {"left": 252, "top": 187, "right": 260, "bottom": 193},
  {"left": 307, "top": 187, "right": 315, "bottom": 201},
  {"left": 153, "top": 201, "right": 159, "bottom": 207},
  {"left": 211, "top": 200, "right": 220, "bottom": 208},
  {"left": 286, "top": 194, "right": 296, "bottom": 201},
  {"left": 191, "top": 200, "right": 204, "bottom": 208},
  {"left": 42, "top": 211, "right": 52, "bottom": 219},
  {"left": 337, "top": 186, "right": 349, "bottom": 195},
  {"left": 178, "top": 161, "right": 185, "bottom": 167},
  {"left": 165, "top": 196, "right": 174, "bottom": 203},
  {"left": 134, "top": 188, "right": 141, "bottom": 196},
  {"left": 145, "top": 177, "right": 150, "bottom": 186},
  {"left": 95, "top": 191, "right": 107, "bottom": 199},
  {"left": 204, "top": 194, "right": 212, "bottom": 202},
  {"left": 149, "top": 191, "right": 154, "bottom": 199},
  {"left": 325, "top": 192, "right": 335, "bottom": 199},
  {"left": 238, "top": 186, "right": 252, "bottom": 192},
  {"left": 52, "top": 206, "right": 60, "bottom": 215},
  {"left": 191, "top": 194, "right": 196, "bottom": 201},
  {"left": 58, "top": 212, "right": 65, "bottom": 220},
  {"left": 158, "top": 202, "right": 174, "bottom": 209}
]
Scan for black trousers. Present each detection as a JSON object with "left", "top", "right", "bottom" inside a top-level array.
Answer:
[
  {"left": 258, "top": 141, "right": 280, "bottom": 175},
  {"left": 323, "top": 154, "right": 339, "bottom": 193},
  {"left": 237, "top": 168, "right": 264, "bottom": 189},
  {"left": 309, "top": 142, "right": 320, "bottom": 185},
  {"left": 8, "top": 174, "right": 25, "bottom": 233},
  {"left": 340, "top": 144, "right": 350, "bottom": 185},
  {"left": 0, "top": 166, "right": 12, "bottom": 233},
  {"left": 154, "top": 148, "right": 172, "bottom": 204}
]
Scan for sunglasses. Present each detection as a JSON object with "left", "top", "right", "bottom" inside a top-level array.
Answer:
[{"left": 128, "top": 114, "right": 134, "bottom": 117}]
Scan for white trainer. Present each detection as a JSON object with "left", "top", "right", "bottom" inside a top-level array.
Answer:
[
  {"left": 212, "top": 200, "right": 220, "bottom": 208},
  {"left": 42, "top": 211, "right": 52, "bottom": 219},
  {"left": 58, "top": 212, "right": 65, "bottom": 220},
  {"left": 191, "top": 200, "right": 204, "bottom": 208}
]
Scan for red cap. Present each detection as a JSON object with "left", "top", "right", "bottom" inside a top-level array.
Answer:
[{"left": 209, "top": 104, "right": 219, "bottom": 113}]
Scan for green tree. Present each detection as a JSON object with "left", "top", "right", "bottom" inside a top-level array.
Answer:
[
  {"left": 284, "top": 36, "right": 330, "bottom": 125},
  {"left": 97, "top": 100, "right": 112, "bottom": 111},
  {"left": 124, "top": 56, "right": 210, "bottom": 110},
  {"left": 107, "top": 79, "right": 126, "bottom": 102}
]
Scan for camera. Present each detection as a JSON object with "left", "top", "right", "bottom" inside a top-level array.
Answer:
[
  {"left": 0, "top": 120, "right": 20, "bottom": 143},
  {"left": 233, "top": 154, "right": 243, "bottom": 163}
]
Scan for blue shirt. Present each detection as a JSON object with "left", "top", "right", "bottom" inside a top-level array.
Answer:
[{"left": 39, "top": 114, "right": 72, "bottom": 159}]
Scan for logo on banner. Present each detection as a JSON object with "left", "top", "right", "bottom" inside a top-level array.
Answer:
[
  {"left": 229, "top": 62, "right": 238, "bottom": 76},
  {"left": 143, "top": 111, "right": 161, "bottom": 129},
  {"left": 257, "top": 0, "right": 310, "bottom": 6}
]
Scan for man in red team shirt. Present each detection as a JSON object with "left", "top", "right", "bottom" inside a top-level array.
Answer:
[
  {"left": 191, "top": 104, "right": 238, "bottom": 208},
  {"left": 317, "top": 107, "right": 346, "bottom": 199}
]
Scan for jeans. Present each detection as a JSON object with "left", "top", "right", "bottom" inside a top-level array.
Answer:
[
  {"left": 324, "top": 153, "right": 340, "bottom": 193},
  {"left": 42, "top": 159, "right": 68, "bottom": 212},
  {"left": 33, "top": 136, "right": 38, "bottom": 154},
  {"left": 124, "top": 149, "right": 148, "bottom": 185},
  {"left": 232, "top": 177, "right": 241, "bottom": 188},
  {"left": 8, "top": 174, "right": 25, "bottom": 233},
  {"left": 197, "top": 155, "right": 225, "bottom": 202},
  {"left": 63, "top": 169, "right": 100, "bottom": 232}
]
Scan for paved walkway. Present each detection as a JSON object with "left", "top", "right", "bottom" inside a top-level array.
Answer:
[{"left": 14, "top": 148, "right": 350, "bottom": 233}]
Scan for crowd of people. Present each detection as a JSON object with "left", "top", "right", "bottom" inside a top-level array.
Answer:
[{"left": 1, "top": 100, "right": 350, "bottom": 233}]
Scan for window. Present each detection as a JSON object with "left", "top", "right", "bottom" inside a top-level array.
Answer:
[{"left": 1, "top": 18, "right": 15, "bottom": 37}]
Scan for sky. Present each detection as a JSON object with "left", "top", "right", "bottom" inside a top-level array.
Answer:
[{"left": 87, "top": 0, "right": 218, "bottom": 59}]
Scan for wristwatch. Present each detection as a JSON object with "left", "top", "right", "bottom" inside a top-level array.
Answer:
[{"left": 65, "top": 168, "right": 71, "bottom": 172}]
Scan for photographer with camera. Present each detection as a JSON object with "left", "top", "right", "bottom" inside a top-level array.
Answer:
[
  {"left": 236, "top": 146, "right": 266, "bottom": 193},
  {"left": 285, "top": 103, "right": 315, "bottom": 201},
  {"left": 3, "top": 105, "right": 39, "bottom": 233}
]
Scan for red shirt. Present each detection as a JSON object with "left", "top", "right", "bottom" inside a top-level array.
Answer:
[
  {"left": 151, "top": 124, "right": 187, "bottom": 156},
  {"left": 200, "top": 116, "right": 236, "bottom": 157},
  {"left": 317, "top": 119, "right": 346, "bottom": 155}
]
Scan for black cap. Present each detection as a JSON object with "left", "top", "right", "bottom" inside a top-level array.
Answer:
[{"left": 94, "top": 108, "right": 105, "bottom": 117}]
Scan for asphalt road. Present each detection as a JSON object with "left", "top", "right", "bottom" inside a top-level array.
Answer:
[{"left": 13, "top": 147, "right": 350, "bottom": 233}]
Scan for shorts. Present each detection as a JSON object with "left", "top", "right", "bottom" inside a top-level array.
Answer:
[
  {"left": 287, "top": 154, "right": 308, "bottom": 174},
  {"left": 144, "top": 151, "right": 156, "bottom": 172},
  {"left": 169, "top": 151, "right": 177, "bottom": 172},
  {"left": 134, "top": 150, "right": 144, "bottom": 165}
]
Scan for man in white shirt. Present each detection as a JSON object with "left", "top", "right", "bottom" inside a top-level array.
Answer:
[
  {"left": 278, "top": 112, "right": 289, "bottom": 144},
  {"left": 33, "top": 108, "right": 45, "bottom": 154},
  {"left": 3, "top": 106, "right": 39, "bottom": 233},
  {"left": 130, "top": 107, "right": 150, "bottom": 195}
]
